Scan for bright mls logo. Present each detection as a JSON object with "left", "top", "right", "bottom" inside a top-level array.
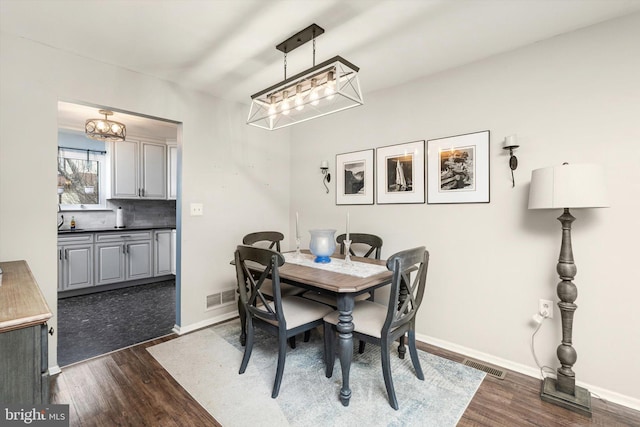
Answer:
[{"left": 2, "top": 405, "right": 69, "bottom": 426}]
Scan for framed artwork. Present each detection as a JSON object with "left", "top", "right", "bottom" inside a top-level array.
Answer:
[
  {"left": 336, "top": 149, "right": 374, "bottom": 205},
  {"left": 427, "top": 130, "right": 490, "bottom": 204},
  {"left": 375, "top": 140, "right": 425, "bottom": 204}
]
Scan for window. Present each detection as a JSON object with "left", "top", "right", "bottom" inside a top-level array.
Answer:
[{"left": 57, "top": 148, "right": 107, "bottom": 210}]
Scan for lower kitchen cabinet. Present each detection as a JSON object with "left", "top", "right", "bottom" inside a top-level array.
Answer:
[
  {"left": 58, "top": 234, "right": 94, "bottom": 291},
  {"left": 95, "top": 241, "right": 126, "bottom": 285},
  {"left": 59, "top": 228, "right": 173, "bottom": 295},
  {"left": 126, "top": 238, "right": 153, "bottom": 280},
  {"left": 154, "top": 229, "right": 173, "bottom": 276},
  {"left": 95, "top": 231, "right": 153, "bottom": 284}
]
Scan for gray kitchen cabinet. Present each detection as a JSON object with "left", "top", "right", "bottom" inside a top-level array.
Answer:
[
  {"left": 110, "top": 139, "right": 139, "bottom": 198},
  {"left": 141, "top": 141, "right": 167, "bottom": 199},
  {"left": 110, "top": 139, "right": 167, "bottom": 199},
  {"left": 95, "top": 241, "right": 126, "bottom": 285},
  {"left": 95, "top": 231, "right": 153, "bottom": 282},
  {"left": 167, "top": 143, "right": 177, "bottom": 200},
  {"left": 154, "top": 229, "right": 173, "bottom": 276},
  {"left": 58, "top": 234, "right": 94, "bottom": 291}
]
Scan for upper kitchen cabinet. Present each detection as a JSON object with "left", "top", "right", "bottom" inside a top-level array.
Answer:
[
  {"left": 110, "top": 139, "right": 167, "bottom": 199},
  {"left": 167, "top": 141, "right": 177, "bottom": 200}
]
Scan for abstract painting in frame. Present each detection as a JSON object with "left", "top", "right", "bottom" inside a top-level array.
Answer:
[
  {"left": 375, "top": 140, "right": 425, "bottom": 204},
  {"left": 336, "top": 149, "right": 374, "bottom": 205},
  {"left": 427, "top": 130, "right": 490, "bottom": 204}
]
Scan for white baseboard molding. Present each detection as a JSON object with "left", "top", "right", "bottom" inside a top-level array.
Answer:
[
  {"left": 49, "top": 365, "right": 62, "bottom": 376},
  {"left": 173, "top": 311, "right": 238, "bottom": 336},
  {"left": 416, "top": 332, "right": 640, "bottom": 412}
]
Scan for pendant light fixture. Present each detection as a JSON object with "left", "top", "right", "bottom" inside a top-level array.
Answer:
[
  {"left": 85, "top": 109, "right": 126, "bottom": 141},
  {"left": 247, "top": 24, "right": 364, "bottom": 131}
]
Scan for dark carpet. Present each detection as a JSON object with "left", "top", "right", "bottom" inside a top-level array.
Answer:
[{"left": 57, "top": 280, "right": 176, "bottom": 367}]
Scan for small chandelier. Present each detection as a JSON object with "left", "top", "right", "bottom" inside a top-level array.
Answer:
[
  {"left": 85, "top": 109, "right": 126, "bottom": 141},
  {"left": 247, "top": 24, "right": 364, "bottom": 131}
]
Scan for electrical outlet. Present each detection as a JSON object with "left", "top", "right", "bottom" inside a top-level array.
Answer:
[
  {"left": 190, "top": 203, "right": 204, "bottom": 216},
  {"left": 539, "top": 299, "right": 554, "bottom": 319}
]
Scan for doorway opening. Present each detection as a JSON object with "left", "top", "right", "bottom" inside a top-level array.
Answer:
[{"left": 56, "top": 101, "right": 181, "bottom": 367}]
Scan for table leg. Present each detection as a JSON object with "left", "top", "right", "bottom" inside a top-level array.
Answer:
[{"left": 336, "top": 294, "right": 355, "bottom": 406}]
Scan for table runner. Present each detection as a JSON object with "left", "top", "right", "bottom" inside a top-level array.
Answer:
[{"left": 283, "top": 252, "right": 388, "bottom": 278}]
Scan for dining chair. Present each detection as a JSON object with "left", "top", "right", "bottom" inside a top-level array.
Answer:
[
  {"left": 336, "top": 232, "right": 383, "bottom": 259},
  {"left": 242, "top": 231, "right": 305, "bottom": 298},
  {"left": 239, "top": 231, "right": 308, "bottom": 347},
  {"left": 323, "top": 246, "right": 429, "bottom": 410},
  {"left": 234, "top": 245, "right": 334, "bottom": 398}
]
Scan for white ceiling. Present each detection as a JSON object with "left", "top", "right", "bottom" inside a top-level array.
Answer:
[{"left": 3, "top": 0, "right": 639, "bottom": 136}]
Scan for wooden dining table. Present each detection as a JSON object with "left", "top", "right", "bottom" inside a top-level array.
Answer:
[{"left": 247, "top": 250, "right": 394, "bottom": 407}]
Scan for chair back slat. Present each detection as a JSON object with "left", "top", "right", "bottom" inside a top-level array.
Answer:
[
  {"left": 242, "top": 231, "right": 284, "bottom": 252},
  {"left": 235, "top": 245, "right": 286, "bottom": 325},
  {"left": 383, "top": 247, "right": 429, "bottom": 334},
  {"left": 336, "top": 233, "right": 383, "bottom": 259}
]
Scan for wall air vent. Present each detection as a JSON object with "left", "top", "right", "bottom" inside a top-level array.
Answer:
[{"left": 206, "top": 287, "right": 237, "bottom": 310}]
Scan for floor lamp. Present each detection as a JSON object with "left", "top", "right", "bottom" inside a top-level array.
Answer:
[{"left": 528, "top": 163, "right": 609, "bottom": 417}]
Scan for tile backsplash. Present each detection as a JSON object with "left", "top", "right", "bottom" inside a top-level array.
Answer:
[{"left": 59, "top": 199, "right": 176, "bottom": 230}]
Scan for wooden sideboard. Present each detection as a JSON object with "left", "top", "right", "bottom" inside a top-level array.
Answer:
[{"left": 0, "top": 260, "right": 52, "bottom": 404}]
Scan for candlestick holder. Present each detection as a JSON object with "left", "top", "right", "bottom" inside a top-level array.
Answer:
[
  {"left": 343, "top": 240, "right": 353, "bottom": 265},
  {"left": 294, "top": 237, "right": 301, "bottom": 259}
]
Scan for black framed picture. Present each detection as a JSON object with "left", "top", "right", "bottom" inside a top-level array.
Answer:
[
  {"left": 375, "top": 140, "right": 425, "bottom": 204},
  {"left": 427, "top": 130, "right": 490, "bottom": 204},
  {"left": 336, "top": 149, "right": 374, "bottom": 205}
]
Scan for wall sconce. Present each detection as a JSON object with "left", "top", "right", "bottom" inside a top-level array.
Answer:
[
  {"left": 503, "top": 135, "right": 520, "bottom": 187},
  {"left": 320, "top": 160, "right": 331, "bottom": 193}
]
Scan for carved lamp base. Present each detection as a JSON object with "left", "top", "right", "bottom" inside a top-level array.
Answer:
[{"left": 541, "top": 377, "right": 592, "bottom": 417}]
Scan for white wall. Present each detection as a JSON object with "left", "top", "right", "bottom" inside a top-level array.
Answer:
[
  {"left": 289, "top": 14, "right": 640, "bottom": 406},
  {"left": 0, "top": 33, "right": 290, "bottom": 366}
]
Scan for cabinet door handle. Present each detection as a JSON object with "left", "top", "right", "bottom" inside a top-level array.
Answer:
[
  {"left": 142, "top": 188, "right": 145, "bottom": 197},
  {"left": 138, "top": 188, "right": 141, "bottom": 197},
  {"left": 123, "top": 245, "right": 126, "bottom": 254},
  {"left": 64, "top": 249, "right": 68, "bottom": 259},
  {"left": 59, "top": 249, "right": 63, "bottom": 260}
]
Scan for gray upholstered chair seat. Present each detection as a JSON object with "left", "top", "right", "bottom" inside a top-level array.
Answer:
[
  {"left": 323, "top": 300, "right": 391, "bottom": 339},
  {"left": 265, "top": 297, "right": 334, "bottom": 329}
]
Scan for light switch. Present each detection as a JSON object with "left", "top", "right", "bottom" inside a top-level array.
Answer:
[{"left": 190, "top": 203, "right": 204, "bottom": 216}]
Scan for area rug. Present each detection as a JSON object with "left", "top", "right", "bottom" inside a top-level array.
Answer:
[{"left": 147, "top": 319, "right": 485, "bottom": 427}]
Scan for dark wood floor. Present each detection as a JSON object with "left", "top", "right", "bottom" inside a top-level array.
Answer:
[{"left": 51, "top": 326, "right": 640, "bottom": 427}]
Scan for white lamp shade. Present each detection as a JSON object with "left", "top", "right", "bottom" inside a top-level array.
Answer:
[{"left": 528, "top": 163, "right": 609, "bottom": 209}]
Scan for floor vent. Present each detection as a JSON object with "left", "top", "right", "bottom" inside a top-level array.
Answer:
[
  {"left": 206, "top": 288, "right": 236, "bottom": 310},
  {"left": 462, "top": 358, "right": 507, "bottom": 379}
]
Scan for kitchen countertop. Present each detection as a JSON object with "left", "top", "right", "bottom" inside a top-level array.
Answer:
[{"left": 58, "top": 225, "right": 176, "bottom": 235}]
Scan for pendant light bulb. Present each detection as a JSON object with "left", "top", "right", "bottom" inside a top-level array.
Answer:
[
  {"left": 295, "top": 84, "right": 304, "bottom": 111},
  {"left": 268, "top": 95, "right": 277, "bottom": 117},
  {"left": 281, "top": 91, "right": 290, "bottom": 115},
  {"left": 310, "top": 79, "right": 320, "bottom": 106},
  {"left": 324, "top": 71, "right": 335, "bottom": 100}
]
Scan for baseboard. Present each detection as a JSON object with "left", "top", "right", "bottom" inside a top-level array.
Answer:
[
  {"left": 173, "top": 311, "right": 238, "bottom": 335},
  {"left": 416, "top": 332, "right": 640, "bottom": 412},
  {"left": 49, "top": 365, "right": 62, "bottom": 376}
]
